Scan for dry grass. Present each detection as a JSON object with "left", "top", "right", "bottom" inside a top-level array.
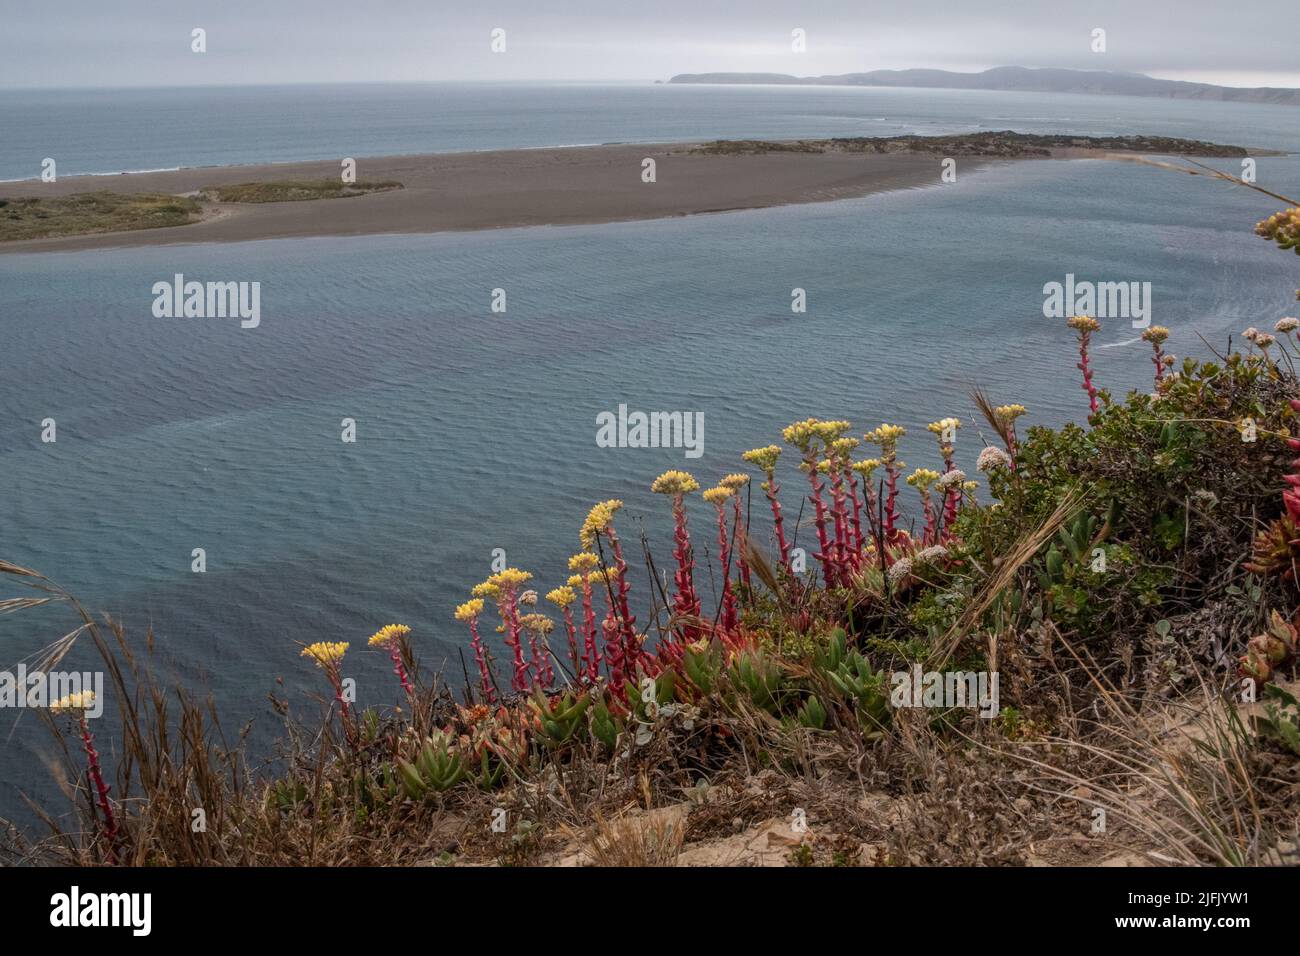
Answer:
[
  {"left": 199, "top": 180, "right": 402, "bottom": 203},
  {"left": 0, "top": 192, "right": 202, "bottom": 242}
]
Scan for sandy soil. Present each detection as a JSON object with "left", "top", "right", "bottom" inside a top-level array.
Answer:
[{"left": 0, "top": 143, "right": 1001, "bottom": 254}]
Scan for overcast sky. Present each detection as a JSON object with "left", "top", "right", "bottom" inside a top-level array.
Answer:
[{"left": 3, "top": 0, "right": 1297, "bottom": 90}]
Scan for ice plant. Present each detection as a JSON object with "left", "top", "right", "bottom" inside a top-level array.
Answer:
[
  {"left": 703, "top": 485, "right": 739, "bottom": 631},
  {"left": 1067, "top": 315, "right": 1101, "bottom": 415},
  {"left": 546, "top": 586, "right": 579, "bottom": 677},
  {"left": 455, "top": 599, "right": 495, "bottom": 703},
  {"left": 1141, "top": 326, "right": 1170, "bottom": 385},
  {"left": 51, "top": 691, "right": 118, "bottom": 863},
  {"left": 865, "top": 424, "right": 906, "bottom": 551},
  {"left": 367, "top": 623, "right": 414, "bottom": 698},
  {"left": 742, "top": 445, "right": 790, "bottom": 568},
  {"left": 651, "top": 470, "right": 702, "bottom": 627}
]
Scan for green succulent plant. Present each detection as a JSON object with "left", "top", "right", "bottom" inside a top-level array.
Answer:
[{"left": 397, "top": 733, "right": 467, "bottom": 798}]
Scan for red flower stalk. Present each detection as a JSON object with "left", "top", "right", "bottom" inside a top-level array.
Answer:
[
  {"left": 456, "top": 604, "right": 496, "bottom": 704},
  {"left": 1069, "top": 315, "right": 1102, "bottom": 416},
  {"left": 704, "top": 488, "right": 739, "bottom": 631},
  {"left": 826, "top": 463, "right": 853, "bottom": 581},
  {"left": 742, "top": 446, "right": 790, "bottom": 569},
  {"left": 581, "top": 502, "right": 638, "bottom": 669},
  {"left": 53, "top": 700, "right": 119, "bottom": 864},
  {"left": 845, "top": 467, "right": 865, "bottom": 561},
  {"left": 800, "top": 453, "right": 837, "bottom": 584},
  {"left": 1142, "top": 326, "right": 1170, "bottom": 386},
  {"left": 578, "top": 575, "right": 600, "bottom": 682},
  {"left": 730, "top": 495, "right": 751, "bottom": 588},
  {"left": 866, "top": 425, "right": 907, "bottom": 552},
  {"left": 502, "top": 593, "right": 528, "bottom": 692},
  {"left": 79, "top": 717, "right": 119, "bottom": 861},
  {"left": 368, "top": 625, "right": 415, "bottom": 699},
  {"left": 651, "top": 472, "right": 702, "bottom": 632}
]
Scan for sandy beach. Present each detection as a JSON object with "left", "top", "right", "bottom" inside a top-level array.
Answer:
[{"left": 0, "top": 143, "right": 997, "bottom": 253}]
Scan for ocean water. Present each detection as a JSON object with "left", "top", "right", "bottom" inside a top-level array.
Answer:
[{"left": 0, "top": 83, "right": 1298, "bottom": 825}]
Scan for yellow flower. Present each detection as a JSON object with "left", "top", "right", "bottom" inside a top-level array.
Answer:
[
  {"left": 367, "top": 623, "right": 411, "bottom": 648},
  {"left": 828, "top": 436, "right": 859, "bottom": 459},
  {"left": 927, "top": 417, "right": 960, "bottom": 436},
  {"left": 470, "top": 580, "right": 500, "bottom": 599},
  {"left": 486, "top": 568, "right": 533, "bottom": 593},
  {"left": 301, "top": 641, "right": 349, "bottom": 667},
  {"left": 782, "top": 418, "right": 822, "bottom": 449},
  {"left": 580, "top": 499, "right": 623, "bottom": 549},
  {"left": 651, "top": 470, "right": 699, "bottom": 495},
  {"left": 742, "top": 445, "right": 781, "bottom": 471},
  {"left": 906, "top": 468, "right": 941, "bottom": 489},
  {"left": 702, "top": 485, "right": 732, "bottom": 505},
  {"left": 568, "top": 552, "right": 599, "bottom": 572},
  {"left": 1142, "top": 326, "right": 1170, "bottom": 345},
  {"left": 994, "top": 404, "right": 1027, "bottom": 423},
  {"left": 51, "top": 691, "right": 96, "bottom": 714},
  {"left": 865, "top": 423, "right": 906, "bottom": 446},
  {"left": 1067, "top": 315, "right": 1100, "bottom": 334},
  {"left": 814, "top": 420, "right": 852, "bottom": 443},
  {"left": 719, "top": 472, "right": 750, "bottom": 491},
  {"left": 546, "top": 586, "right": 576, "bottom": 608},
  {"left": 454, "top": 599, "right": 485, "bottom": 622},
  {"left": 851, "top": 457, "right": 882, "bottom": 477}
]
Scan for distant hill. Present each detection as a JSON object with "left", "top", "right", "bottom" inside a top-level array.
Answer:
[{"left": 667, "top": 66, "right": 1300, "bottom": 106}]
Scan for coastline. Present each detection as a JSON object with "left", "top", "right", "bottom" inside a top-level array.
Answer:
[{"left": 0, "top": 143, "right": 1000, "bottom": 254}]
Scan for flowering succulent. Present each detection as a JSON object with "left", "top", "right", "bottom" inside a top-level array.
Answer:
[
  {"left": 580, "top": 499, "right": 624, "bottom": 549},
  {"left": 455, "top": 599, "right": 485, "bottom": 622},
  {"left": 651, "top": 470, "right": 700, "bottom": 496},
  {"left": 742, "top": 445, "right": 781, "bottom": 471},
  {"left": 568, "top": 552, "right": 598, "bottom": 573},
  {"left": 1067, "top": 315, "right": 1100, "bottom": 334},
  {"left": 367, "top": 623, "right": 411, "bottom": 648},
  {"left": 701, "top": 485, "right": 732, "bottom": 505},
  {"left": 51, "top": 691, "right": 97, "bottom": 713},
  {"left": 545, "top": 586, "right": 575, "bottom": 607},
  {"left": 864, "top": 423, "right": 906, "bottom": 450},
  {"left": 906, "top": 468, "right": 940, "bottom": 490},
  {"left": 301, "top": 641, "right": 349, "bottom": 667},
  {"left": 719, "top": 472, "right": 750, "bottom": 491},
  {"left": 994, "top": 404, "right": 1026, "bottom": 424}
]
